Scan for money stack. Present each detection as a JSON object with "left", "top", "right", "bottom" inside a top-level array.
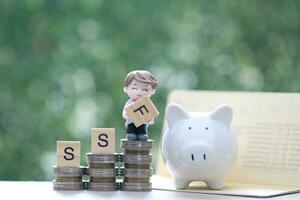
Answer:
[
  {"left": 120, "top": 139, "right": 153, "bottom": 191},
  {"left": 85, "top": 153, "right": 119, "bottom": 191},
  {"left": 52, "top": 166, "right": 85, "bottom": 190}
]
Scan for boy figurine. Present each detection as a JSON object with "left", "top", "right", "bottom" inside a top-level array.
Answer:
[{"left": 122, "top": 70, "right": 158, "bottom": 141}]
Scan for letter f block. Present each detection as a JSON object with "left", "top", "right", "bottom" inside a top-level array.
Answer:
[
  {"left": 56, "top": 141, "right": 80, "bottom": 167},
  {"left": 125, "top": 97, "right": 159, "bottom": 127}
]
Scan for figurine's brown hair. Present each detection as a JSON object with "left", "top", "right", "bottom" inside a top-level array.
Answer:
[{"left": 124, "top": 70, "right": 158, "bottom": 89}]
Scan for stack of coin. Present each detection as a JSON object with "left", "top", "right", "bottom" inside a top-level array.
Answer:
[
  {"left": 120, "top": 139, "right": 153, "bottom": 191},
  {"left": 52, "top": 166, "right": 85, "bottom": 190},
  {"left": 85, "top": 153, "right": 119, "bottom": 191}
]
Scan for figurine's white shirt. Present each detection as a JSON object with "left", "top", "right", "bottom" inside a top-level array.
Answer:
[{"left": 122, "top": 99, "right": 134, "bottom": 126}]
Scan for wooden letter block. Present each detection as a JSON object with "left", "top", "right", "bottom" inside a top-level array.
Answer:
[
  {"left": 91, "top": 128, "right": 115, "bottom": 154},
  {"left": 125, "top": 97, "right": 159, "bottom": 127},
  {"left": 56, "top": 141, "right": 80, "bottom": 167}
]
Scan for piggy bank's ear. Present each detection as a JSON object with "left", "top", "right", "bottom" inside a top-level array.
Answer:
[
  {"left": 166, "top": 104, "right": 189, "bottom": 128},
  {"left": 210, "top": 105, "right": 233, "bottom": 125}
]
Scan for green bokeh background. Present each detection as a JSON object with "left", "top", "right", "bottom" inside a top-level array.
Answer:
[{"left": 0, "top": 0, "right": 299, "bottom": 180}]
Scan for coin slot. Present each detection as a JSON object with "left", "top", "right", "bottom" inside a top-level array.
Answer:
[{"left": 191, "top": 154, "right": 194, "bottom": 161}]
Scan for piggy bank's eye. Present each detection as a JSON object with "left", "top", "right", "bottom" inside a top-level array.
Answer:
[
  {"left": 205, "top": 127, "right": 208, "bottom": 130},
  {"left": 188, "top": 126, "right": 192, "bottom": 130}
]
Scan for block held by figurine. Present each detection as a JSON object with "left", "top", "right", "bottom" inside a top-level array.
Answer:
[{"left": 125, "top": 97, "right": 159, "bottom": 127}]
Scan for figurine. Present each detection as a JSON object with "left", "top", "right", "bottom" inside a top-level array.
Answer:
[
  {"left": 122, "top": 70, "right": 158, "bottom": 141},
  {"left": 162, "top": 104, "right": 238, "bottom": 190}
]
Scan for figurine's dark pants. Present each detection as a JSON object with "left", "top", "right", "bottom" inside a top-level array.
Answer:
[{"left": 127, "top": 123, "right": 148, "bottom": 135}]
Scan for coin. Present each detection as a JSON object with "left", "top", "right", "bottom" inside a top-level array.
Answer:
[
  {"left": 120, "top": 168, "right": 152, "bottom": 178},
  {"left": 124, "top": 163, "right": 151, "bottom": 169},
  {"left": 55, "top": 177, "right": 82, "bottom": 182},
  {"left": 87, "top": 168, "right": 117, "bottom": 177},
  {"left": 121, "top": 154, "right": 152, "bottom": 164},
  {"left": 121, "top": 182, "right": 152, "bottom": 191},
  {"left": 87, "top": 182, "right": 119, "bottom": 191},
  {"left": 53, "top": 166, "right": 85, "bottom": 177},
  {"left": 53, "top": 180, "right": 85, "bottom": 190},
  {"left": 121, "top": 139, "right": 153, "bottom": 150},
  {"left": 88, "top": 163, "right": 115, "bottom": 168},
  {"left": 89, "top": 177, "right": 116, "bottom": 183},
  {"left": 124, "top": 177, "right": 150, "bottom": 183},
  {"left": 86, "top": 153, "right": 119, "bottom": 163},
  {"left": 124, "top": 149, "right": 150, "bottom": 155}
]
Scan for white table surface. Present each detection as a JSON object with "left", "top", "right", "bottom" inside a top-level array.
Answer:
[{"left": 1, "top": 181, "right": 299, "bottom": 200}]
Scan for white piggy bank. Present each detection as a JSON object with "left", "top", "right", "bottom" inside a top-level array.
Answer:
[{"left": 162, "top": 104, "right": 237, "bottom": 190}]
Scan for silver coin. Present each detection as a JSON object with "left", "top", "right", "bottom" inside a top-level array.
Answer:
[
  {"left": 53, "top": 166, "right": 85, "bottom": 177},
  {"left": 121, "top": 182, "right": 152, "bottom": 191},
  {"left": 86, "top": 153, "right": 119, "bottom": 163},
  {"left": 121, "top": 139, "right": 153, "bottom": 150},
  {"left": 124, "top": 163, "right": 151, "bottom": 169},
  {"left": 124, "top": 177, "right": 150, "bottom": 183},
  {"left": 124, "top": 149, "right": 150, "bottom": 155},
  {"left": 120, "top": 168, "right": 152, "bottom": 178},
  {"left": 87, "top": 168, "right": 117, "bottom": 177},
  {"left": 89, "top": 177, "right": 116, "bottom": 183},
  {"left": 121, "top": 154, "right": 152, "bottom": 164},
  {"left": 87, "top": 182, "right": 118, "bottom": 191},
  {"left": 88, "top": 163, "right": 115, "bottom": 168},
  {"left": 55, "top": 177, "right": 82, "bottom": 182},
  {"left": 53, "top": 180, "right": 85, "bottom": 190}
]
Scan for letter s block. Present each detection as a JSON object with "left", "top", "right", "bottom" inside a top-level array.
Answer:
[
  {"left": 125, "top": 97, "right": 159, "bottom": 127},
  {"left": 56, "top": 141, "right": 80, "bottom": 167},
  {"left": 91, "top": 128, "right": 115, "bottom": 154}
]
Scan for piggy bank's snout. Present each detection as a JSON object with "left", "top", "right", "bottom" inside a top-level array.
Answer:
[
  {"left": 191, "top": 152, "right": 207, "bottom": 162},
  {"left": 180, "top": 143, "right": 214, "bottom": 167}
]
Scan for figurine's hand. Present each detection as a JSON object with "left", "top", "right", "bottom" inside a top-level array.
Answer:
[
  {"left": 122, "top": 114, "right": 130, "bottom": 120},
  {"left": 148, "top": 119, "right": 155, "bottom": 125},
  {"left": 124, "top": 116, "right": 130, "bottom": 120}
]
